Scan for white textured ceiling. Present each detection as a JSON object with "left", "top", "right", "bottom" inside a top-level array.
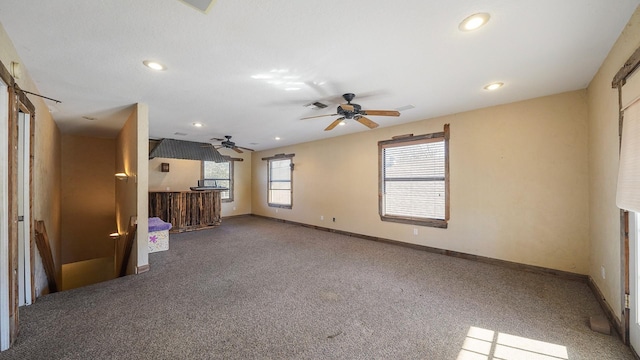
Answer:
[{"left": 0, "top": 0, "right": 638, "bottom": 150}]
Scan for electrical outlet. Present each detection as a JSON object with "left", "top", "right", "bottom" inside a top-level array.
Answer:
[
  {"left": 320, "top": 216, "right": 324, "bottom": 221},
  {"left": 233, "top": 207, "right": 236, "bottom": 211},
  {"left": 275, "top": 209, "right": 279, "bottom": 213},
  {"left": 413, "top": 228, "right": 418, "bottom": 236},
  {"left": 601, "top": 265, "right": 606, "bottom": 279},
  {"left": 332, "top": 217, "right": 336, "bottom": 222}
]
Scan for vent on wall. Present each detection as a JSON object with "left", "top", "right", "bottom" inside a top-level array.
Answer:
[{"left": 178, "top": 0, "right": 216, "bottom": 14}]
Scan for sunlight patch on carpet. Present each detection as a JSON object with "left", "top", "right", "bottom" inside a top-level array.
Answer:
[{"left": 457, "top": 326, "right": 569, "bottom": 360}]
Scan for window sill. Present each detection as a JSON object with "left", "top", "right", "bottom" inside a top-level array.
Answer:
[
  {"left": 268, "top": 204, "right": 292, "bottom": 209},
  {"left": 380, "top": 215, "right": 448, "bottom": 229}
]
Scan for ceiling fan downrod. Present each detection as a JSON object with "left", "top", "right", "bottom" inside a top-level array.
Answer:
[{"left": 342, "top": 93, "right": 355, "bottom": 103}]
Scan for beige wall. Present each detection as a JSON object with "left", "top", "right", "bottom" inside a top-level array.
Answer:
[
  {"left": 587, "top": 6, "right": 640, "bottom": 320},
  {"left": 148, "top": 158, "right": 200, "bottom": 192},
  {"left": 147, "top": 147, "right": 252, "bottom": 217},
  {"left": 60, "top": 135, "right": 115, "bottom": 264},
  {"left": 136, "top": 105, "right": 149, "bottom": 271},
  {"left": 33, "top": 104, "right": 62, "bottom": 295},
  {"left": 115, "top": 104, "right": 148, "bottom": 275},
  {"left": 0, "top": 24, "right": 62, "bottom": 295},
  {"left": 253, "top": 90, "right": 590, "bottom": 274}
]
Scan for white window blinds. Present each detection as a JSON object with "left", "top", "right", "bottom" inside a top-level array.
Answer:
[
  {"left": 383, "top": 140, "right": 446, "bottom": 219},
  {"left": 617, "top": 99, "right": 640, "bottom": 213},
  {"left": 269, "top": 158, "right": 292, "bottom": 207}
]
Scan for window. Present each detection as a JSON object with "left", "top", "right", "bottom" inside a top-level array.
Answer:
[
  {"left": 263, "top": 154, "right": 294, "bottom": 208},
  {"left": 378, "top": 124, "right": 449, "bottom": 228},
  {"left": 203, "top": 160, "right": 233, "bottom": 202}
]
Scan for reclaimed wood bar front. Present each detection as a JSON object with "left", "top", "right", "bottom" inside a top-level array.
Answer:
[{"left": 148, "top": 190, "right": 222, "bottom": 232}]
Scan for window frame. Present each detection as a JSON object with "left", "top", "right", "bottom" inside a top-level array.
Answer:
[
  {"left": 202, "top": 158, "right": 234, "bottom": 202},
  {"left": 378, "top": 124, "right": 450, "bottom": 228},
  {"left": 263, "top": 153, "right": 294, "bottom": 209}
]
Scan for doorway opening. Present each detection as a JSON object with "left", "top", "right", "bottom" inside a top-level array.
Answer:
[{"left": 17, "top": 110, "right": 32, "bottom": 307}]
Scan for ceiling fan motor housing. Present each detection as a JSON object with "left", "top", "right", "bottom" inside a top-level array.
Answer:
[
  {"left": 221, "top": 135, "right": 235, "bottom": 148},
  {"left": 337, "top": 103, "right": 361, "bottom": 119}
]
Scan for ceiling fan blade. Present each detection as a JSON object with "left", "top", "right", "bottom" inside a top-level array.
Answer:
[
  {"left": 304, "top": 81, "right": 331, "bottom": 98},
  {"left": 362, "top": 110, "right": 400, "bottom": 117},
  {"left": 210, "top": 137, "right": 225, "bottom": 141},
  {"left": 236, "top": 146, "right": 255, "bottom": 152},
  {"left": 324, "top": 117, "right": 345, "bottom": 131},
  {"left": 232, "top": 146, "right": 243, "bottom": 153},
  {"left": 301, "top": 113, "right": 339, "bottom": 120},
  {"left": 340, "top": 104, "right": 355, "bottom": 112},
  {"left": 356, "top": 116, "right": 379, "bottom": 129}
]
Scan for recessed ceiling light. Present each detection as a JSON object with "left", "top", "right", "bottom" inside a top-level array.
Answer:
[
  {"left": 339, "top": 121, "right": 346, "bottom": 126},
  {"left": 143, "top": 60, "right": 166, "bottom": 71},
  {"left": 483, "top": 82, "right": 504, "bottom": 91},
  {"left": 275, "top": 137, "right": 281, "bottom": 140},
  {"left": 459, "top": 13, "right": 490, "bottom": 32},
  {"left": 192, "top": 122, "right": 204, "bottom": 127}
]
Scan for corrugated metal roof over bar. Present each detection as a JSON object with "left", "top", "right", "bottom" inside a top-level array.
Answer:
[{"left": 149, "top": 138, "right": 227, "bottom": 163}]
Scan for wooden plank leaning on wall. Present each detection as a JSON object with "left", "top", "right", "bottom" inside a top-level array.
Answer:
[{"left": 33, "top": 221, "right": 57, "bottom": 293}]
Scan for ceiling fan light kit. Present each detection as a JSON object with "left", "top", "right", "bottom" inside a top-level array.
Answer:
[{"left": 301, "top": 93, "right": 400, "bottom": 131}]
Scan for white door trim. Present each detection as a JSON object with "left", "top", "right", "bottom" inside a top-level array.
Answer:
[{"left": 0, "top": 81, "right": 11, "bottom": 350}]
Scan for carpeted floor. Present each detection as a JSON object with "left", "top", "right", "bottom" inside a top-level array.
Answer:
[{"left": 0, "top": 216, "right": 634, "bottom": 359}]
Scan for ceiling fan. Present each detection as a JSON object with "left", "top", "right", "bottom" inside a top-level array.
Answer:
[
  {"left": 208, "top": 135, "right": 254, "bottom": 153},
  {"left": 301, "top": 93, "right": 400, "bottom": 131}
]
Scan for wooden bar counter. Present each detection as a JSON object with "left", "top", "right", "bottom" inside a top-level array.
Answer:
[{"left": 148, "top": 190, "right": 222, "bottom": 232}]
